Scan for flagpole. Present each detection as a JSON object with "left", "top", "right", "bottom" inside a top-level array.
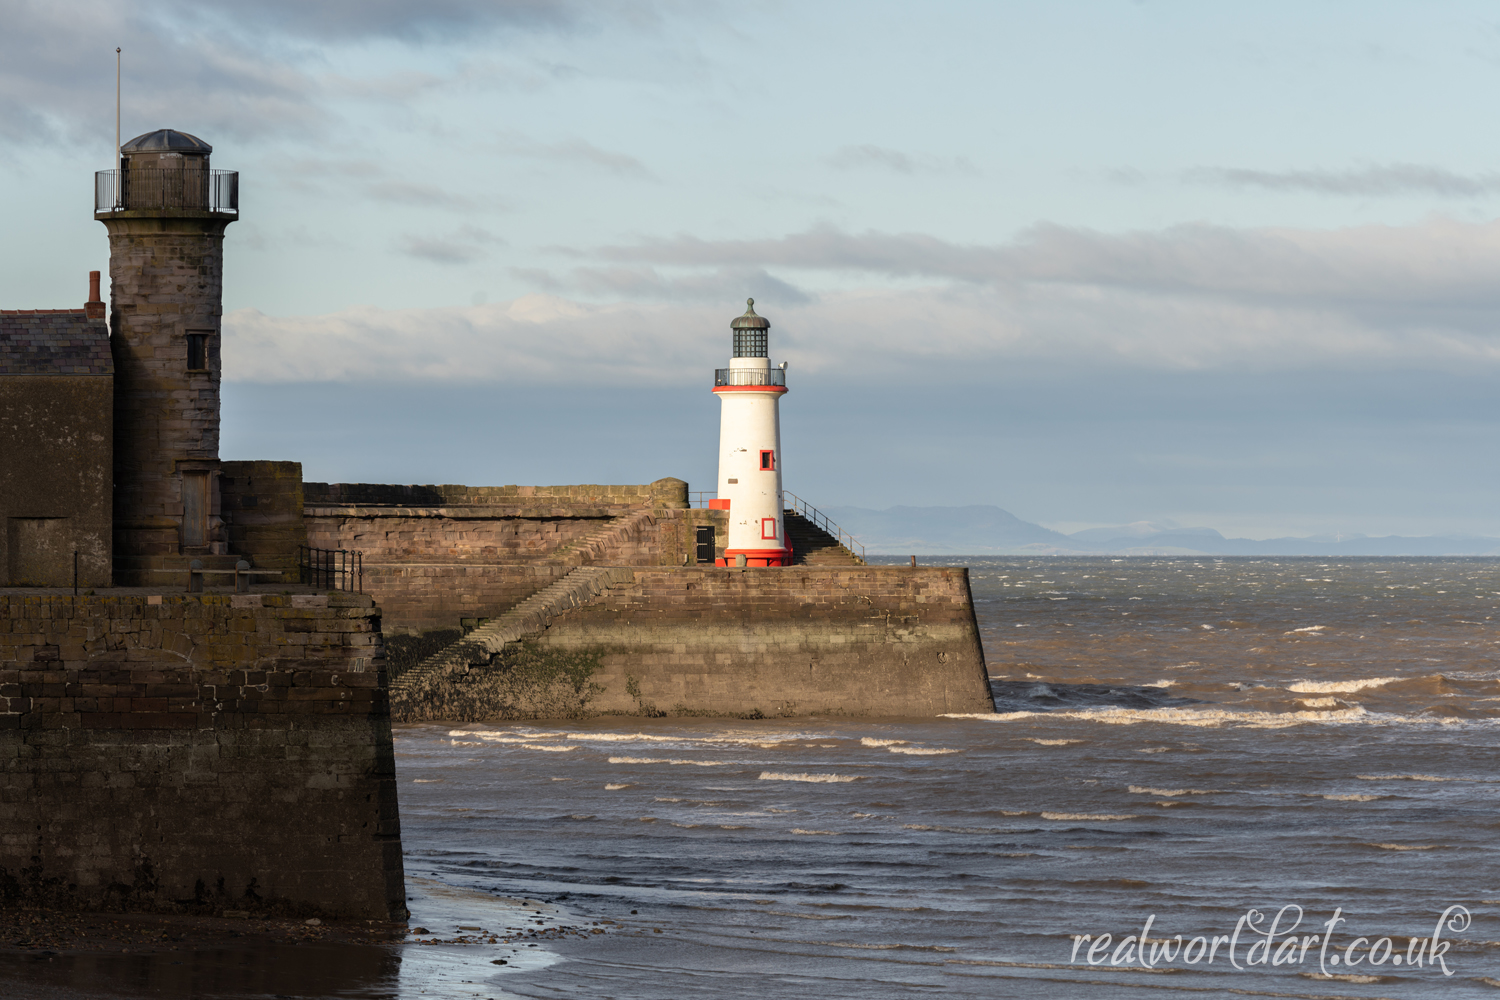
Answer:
[{"left": 115, "top": 47, "right": 121, "bottom": 164}]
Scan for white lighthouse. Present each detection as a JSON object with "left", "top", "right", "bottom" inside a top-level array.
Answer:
[{"left": 711, "top": 299, "right": 791, "bottom": 567}]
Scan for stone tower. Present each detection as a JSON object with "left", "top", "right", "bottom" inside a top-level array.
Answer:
[{"left": 96, "top": 129, "right": 238, "bottom": 584}]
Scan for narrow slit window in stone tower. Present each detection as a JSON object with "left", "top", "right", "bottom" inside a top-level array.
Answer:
[{"left": 187, "top": 333, "right": 209, "bottom": 372}]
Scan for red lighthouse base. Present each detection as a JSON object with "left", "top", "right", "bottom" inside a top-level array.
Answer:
[{"left": 716, "top": 547, "right": 792, "bottom": 567}]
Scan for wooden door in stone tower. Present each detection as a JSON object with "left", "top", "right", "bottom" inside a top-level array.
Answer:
[
  {"left": 182, "top": 472, "right": 209, "bottom": 549},
  {"left": 695, "top": 525, "right": 715, "bottom": 564}
]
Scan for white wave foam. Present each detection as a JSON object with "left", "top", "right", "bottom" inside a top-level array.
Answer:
[
  {"left": 1023, "top": 738, "right": 1082, "bottom": 745},
  {"left": 564, "top": 732, "right": 690, "bottom": 743},
  {"left": 1127, "top": 786, "right": 1212, "bottom": 797},
  {"left": 450, "top": 740, "right": 482, "bottom": 746},
  {"left": 887, "top": 747, "right": 960, "bottom": 755},
  {"left": 1137, "top": 747, "right": 1170, "bottom": 753},
  {"left": 1287, "top": 677, "right": 1401, "bottom": 693},
  {"left": 1041, "top": 812, "right": 1137, "bottom": 821},
  {"left": 940, "top": 701, "right": 1472, "bottom": 729},
  {"left": 1296, "top": 697, "right": 1339, "bottom": 708},
  {"left": 1143, "top": 680, "right": 1175, "bottom": 688},
  {"left": 444, "top": 732, "right": 535, "bottom": 743},
  {"left": 790, "top": 828, "right": 840, "bottom": 835},
  {"left": 860, "top": 737, "right": 908, "bottom": 747},
  {"left": 604, "top": 783, "right": 631, "bottom": 790},
  {"left": 523, "top": 744, "right": 577, "bottom": 752},
  {"left": 609, "top": 757, "right": 726, "bottom": 766},
  {"left": 1368, "top": 843, "right": 1439, "bottom": 851},
  {"left": 1287, "top": 625, "right": 1328, "bottom": 633},
  {"left": 1322, "top": 793, "right": 1381, "bottom": 801},
  {"left": 1302, "top": 972, "right": 1381, "bottom": 984},
  {"left": 759, "top": 772, "right": 860, "bottom": 783},
  {"left": 412, "top": 779, "right": 442, "bottom": 783}
]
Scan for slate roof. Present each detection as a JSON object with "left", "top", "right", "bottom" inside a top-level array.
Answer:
[
  {"left": 0, "top": 310, "right": 113, "bottom": 375},
  {"left": 121, "top": 129, "right": 212, "bottom": 155}
]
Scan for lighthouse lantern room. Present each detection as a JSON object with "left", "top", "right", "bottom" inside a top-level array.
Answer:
[{"left": 711, "top": 299, "right": 790, "bottom": 566}]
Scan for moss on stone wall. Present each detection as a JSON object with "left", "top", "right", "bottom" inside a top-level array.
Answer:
[{"left": 395, "top": 642, "right": 610, "bottom": 723}]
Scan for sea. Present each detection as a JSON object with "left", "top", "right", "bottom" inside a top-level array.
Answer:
[{"left": 13, "top": 557, "right": 1500, "bottom": 999}]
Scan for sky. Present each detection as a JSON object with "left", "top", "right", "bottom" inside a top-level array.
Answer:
[{"left": 6, "top": 1, "right": 1500, "bottom": 539}]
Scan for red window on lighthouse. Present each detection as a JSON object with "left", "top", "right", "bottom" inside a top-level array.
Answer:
[
  {"left": 761, "top": 517, "right": 777, "bottom": 540},
  {"left": 760, "top": 450, "right": 775, "bottom": 471}
]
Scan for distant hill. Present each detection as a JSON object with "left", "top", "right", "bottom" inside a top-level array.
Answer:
[
  {"left": 819, "top": 505, "right": 1075, "bottom": 554},
  {"left": 819, "top": 505, "right": 1500, "bottom": 557}
]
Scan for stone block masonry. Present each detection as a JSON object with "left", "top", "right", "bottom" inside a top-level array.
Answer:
[
  {"left": 0, "top": 593, "right": 405, "bottom": 920},
  {"left": 547, "top": 566, "right": 994, "bottom": 718},
  {"left": 395, "top": 566, "right": 994, "bottom": 721},
  {"left": 303, "top": 479, "right": 728, "bottom": 635},
  {"left": 221, "top": 459, "right": 307, "bottom": 584},
  {"left": 103, "top": 216, "right": 233, "bottom": 579}
]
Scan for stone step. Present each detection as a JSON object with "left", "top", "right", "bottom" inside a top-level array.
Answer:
[
  {"left": 390, "top": 565, "right": 637, "bottom": 694},
  {"left": 784, "top": 511, "right": 864, "bottom": 566},
  {"left": 546, "top": 509, "right": 655, "bottom": 566}
]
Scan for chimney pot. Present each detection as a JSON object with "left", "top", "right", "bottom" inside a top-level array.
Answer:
[{"left": 85, "top": 270, "right": 106, "bottom": 320}]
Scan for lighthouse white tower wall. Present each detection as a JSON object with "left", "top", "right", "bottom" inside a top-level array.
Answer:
[{"left": 712, "top": 299, "right": 790, "bottom": 567}]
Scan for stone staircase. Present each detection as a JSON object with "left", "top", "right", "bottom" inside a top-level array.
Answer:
[
  {"left": 547, "top": 509, "right": 656, "bottom": 566},
  {"left": 391, "top": 565, "right": 636, "bottom": 694},
  {"left": 784, "top": 511, "right": 864, "bottom": 566}
]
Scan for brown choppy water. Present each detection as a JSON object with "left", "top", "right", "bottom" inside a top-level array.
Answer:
[{"left": 13, "top": 557, "right": 1500, "bottom": 997}]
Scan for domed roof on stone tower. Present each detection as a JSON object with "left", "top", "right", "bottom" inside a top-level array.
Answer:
[
  {"left": 121, "top": 129, "right": 212, "bottom": 154},
  {"left": 730, "top": 298, "right": 770, "bottom": 330}
]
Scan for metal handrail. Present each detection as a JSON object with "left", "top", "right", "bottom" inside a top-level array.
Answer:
[
  {"left": 689, "top": 492, "right": 718, "bottom": 508},
  {"left": 781, "top": 491, "right": 865, "bottom": 562},
  {"left": 715, "top": 368, "right": 785, "bottom": 387},
  {"left": 95, "top": 168, "right": 239, "bottom": 214},
  {"left": 299, "top": 545, "right": 363, "bottom": 593}
]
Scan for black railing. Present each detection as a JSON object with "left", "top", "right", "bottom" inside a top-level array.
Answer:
[
  {"left": 782, "top": 491, "right": 865, "bottom": 562},
  {"left": 95, "top": 168, "right": 239, "bottom": 214},
  {"left": 299, "top": 546, "right": 363, "bottom": 593},
  {"left": 689, "top": 491, "right": 718, "bottom": 508},
  {"left": 715, "top": 368, "right": 786, "bottom": 387}
]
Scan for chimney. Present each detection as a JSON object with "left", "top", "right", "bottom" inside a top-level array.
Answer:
[{"left": 85, "top": 270, "right": 105, "bottom": 320}]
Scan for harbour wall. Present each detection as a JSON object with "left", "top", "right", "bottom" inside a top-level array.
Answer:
[
  {"left": 0, "top": 593, "right": 405, "bottom": 920},
  {"left": 303, "top": 479, "right": 727, "bottom": 634},
  {"left": 395, "top": 566, "right": 993, "bottom": 721}
]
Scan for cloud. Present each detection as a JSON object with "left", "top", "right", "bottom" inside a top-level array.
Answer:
[
  {"left": 224, "top": 295, "right": 709, "bottom": 383},
  {"left": 0, "top": 0, "right": 328, "bottom": 147},
  {"left": 1189, "top": 164, "right": 1500, "bottom": 198},
  {"left": 396, "top": 225, "right": 504, "bottom": 264},
  {"left": 0, "top": 0, "right": 639, "bottom": 148},
  {"left": 825, "top": 144, "right": 977, "bottom": 176},
  {"left": 594, "top": 217, "right": 1500, "bottom": 311},
  {"left": 225, "top": 214, "right": 1500, "bottom": 385},
  {"left": 367, "top": 181, "right": 482, "bottom": 211},
  {"left": 514, "top": 265, "right": 811, "bottom": 303},
  {"left": 494, "top": 133, "right": 656, "bottom": 178},
  {"left": 174, "top": 0, "right": 583, "bottom": 44}
]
